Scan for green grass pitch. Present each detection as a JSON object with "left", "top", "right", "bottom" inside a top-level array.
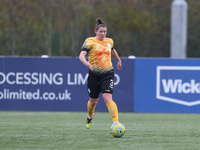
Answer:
[{"left": 0, "top": 111, "right": 200, "bottom": 150}]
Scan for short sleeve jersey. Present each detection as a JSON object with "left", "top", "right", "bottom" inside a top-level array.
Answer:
[{"left": 81, "top": 36, "right": 114, "bottom": 75}]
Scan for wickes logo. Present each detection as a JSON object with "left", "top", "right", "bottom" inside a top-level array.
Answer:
[
  {"left": 156, "top": 66, "right": 200, "bottom": 106},
  {"left": 162, "top": 79, "right": 200, "bottom": 94}
]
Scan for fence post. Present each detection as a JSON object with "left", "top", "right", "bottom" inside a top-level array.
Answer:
[
  {"left": 55, "top": 31, "right": 59, "bottom": 56},
  {"left": 134, "top": 32, "right": 138, "bottom": 56},
  {"left": 170, "top": 0, "right": 188, "bottom": 58}
]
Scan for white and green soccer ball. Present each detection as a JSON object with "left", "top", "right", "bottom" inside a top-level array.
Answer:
[{"left": 110, "top": 123, "right": 125, "bottom": 138}]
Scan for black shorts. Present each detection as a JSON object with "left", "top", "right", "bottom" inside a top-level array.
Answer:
[{"left": 87, "top": 70, "right": 114, "bottom": 98}]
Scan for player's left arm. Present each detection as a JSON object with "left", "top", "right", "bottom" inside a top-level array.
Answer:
[{"left": 111, "top": 49, "right": 122, "bottom": 71}]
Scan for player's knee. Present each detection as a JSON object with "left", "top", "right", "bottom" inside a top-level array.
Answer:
[
  {"left": 89, "top": 98, "right": 99, "bottom": 106},
  {"left": 102, "top": 93, "right": 112, "bottom": 103}
]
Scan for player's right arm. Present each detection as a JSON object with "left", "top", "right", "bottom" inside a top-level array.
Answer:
[{"left": 79, "top": 51, "right": 93, "bottom": 71}]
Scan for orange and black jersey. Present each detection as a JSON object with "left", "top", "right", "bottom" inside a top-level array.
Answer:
[{"left": 81, "top": 36, "right": 114, "bottom": 75}]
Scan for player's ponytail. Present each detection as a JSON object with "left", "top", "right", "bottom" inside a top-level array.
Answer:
[{"left": 95, "top": 18, "right": 107, "bottom": 31}]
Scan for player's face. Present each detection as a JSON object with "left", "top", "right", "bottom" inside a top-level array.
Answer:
[{"left": 95, "top": 27, "right": 107, "bottom": 41}]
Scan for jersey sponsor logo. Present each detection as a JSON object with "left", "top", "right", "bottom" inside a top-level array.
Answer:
[
  {"left": 94, "top": 43, "right": 100, "bottom": 45},
  {"left": 156, "top": 66, "right": 200, "bottom": 106}
]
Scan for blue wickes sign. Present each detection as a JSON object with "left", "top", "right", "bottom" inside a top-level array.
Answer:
[
  {"left": 157, "top": 66, "right": 200, "bottom": 106},
  {"left": 134, "top": 58, "right": 200, "bottom": 113},
  {"left": 0, "top": 57, "right": 134, "bottom": 112}
]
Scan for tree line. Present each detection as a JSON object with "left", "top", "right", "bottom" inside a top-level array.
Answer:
[{"left": 0, "top": 0, "right": 199, "bottom": 57}]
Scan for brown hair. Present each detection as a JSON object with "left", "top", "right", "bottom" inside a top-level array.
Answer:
[{"left": 95, "top": 18, "right": 107, "bottom": 31}]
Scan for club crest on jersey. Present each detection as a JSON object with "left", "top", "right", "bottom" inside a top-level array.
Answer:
[{"left": 107, "top": 43, "right": 111, "bottom": 48}]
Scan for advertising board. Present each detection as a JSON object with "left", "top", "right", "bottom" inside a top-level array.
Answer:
[
  {"left": 134, "top": 58, "right": 200, "bottom": 113},
  {"left": 0, "top": 57, "right": 134, "bottom": 112}
]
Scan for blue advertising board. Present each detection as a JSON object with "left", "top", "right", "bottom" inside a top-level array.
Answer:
[
  {"left": 0, "top": 57, "right": 134, "bottom": 112},
  {"left": 134, "top": 58, "right": 200, "bottom": 113}
]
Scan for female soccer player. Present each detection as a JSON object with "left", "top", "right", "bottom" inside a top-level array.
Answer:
[{"left": 79, "top": 18, "right": 122, "bottom": 129}]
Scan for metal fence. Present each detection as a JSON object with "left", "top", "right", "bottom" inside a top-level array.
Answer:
[{"left": 0, "top": 30, "right": 199, "bottom": 58}]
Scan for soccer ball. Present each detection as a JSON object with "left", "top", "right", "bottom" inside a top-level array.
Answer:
[{"left": 110, "top": 123, "right": 125, "bottom": 138}]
